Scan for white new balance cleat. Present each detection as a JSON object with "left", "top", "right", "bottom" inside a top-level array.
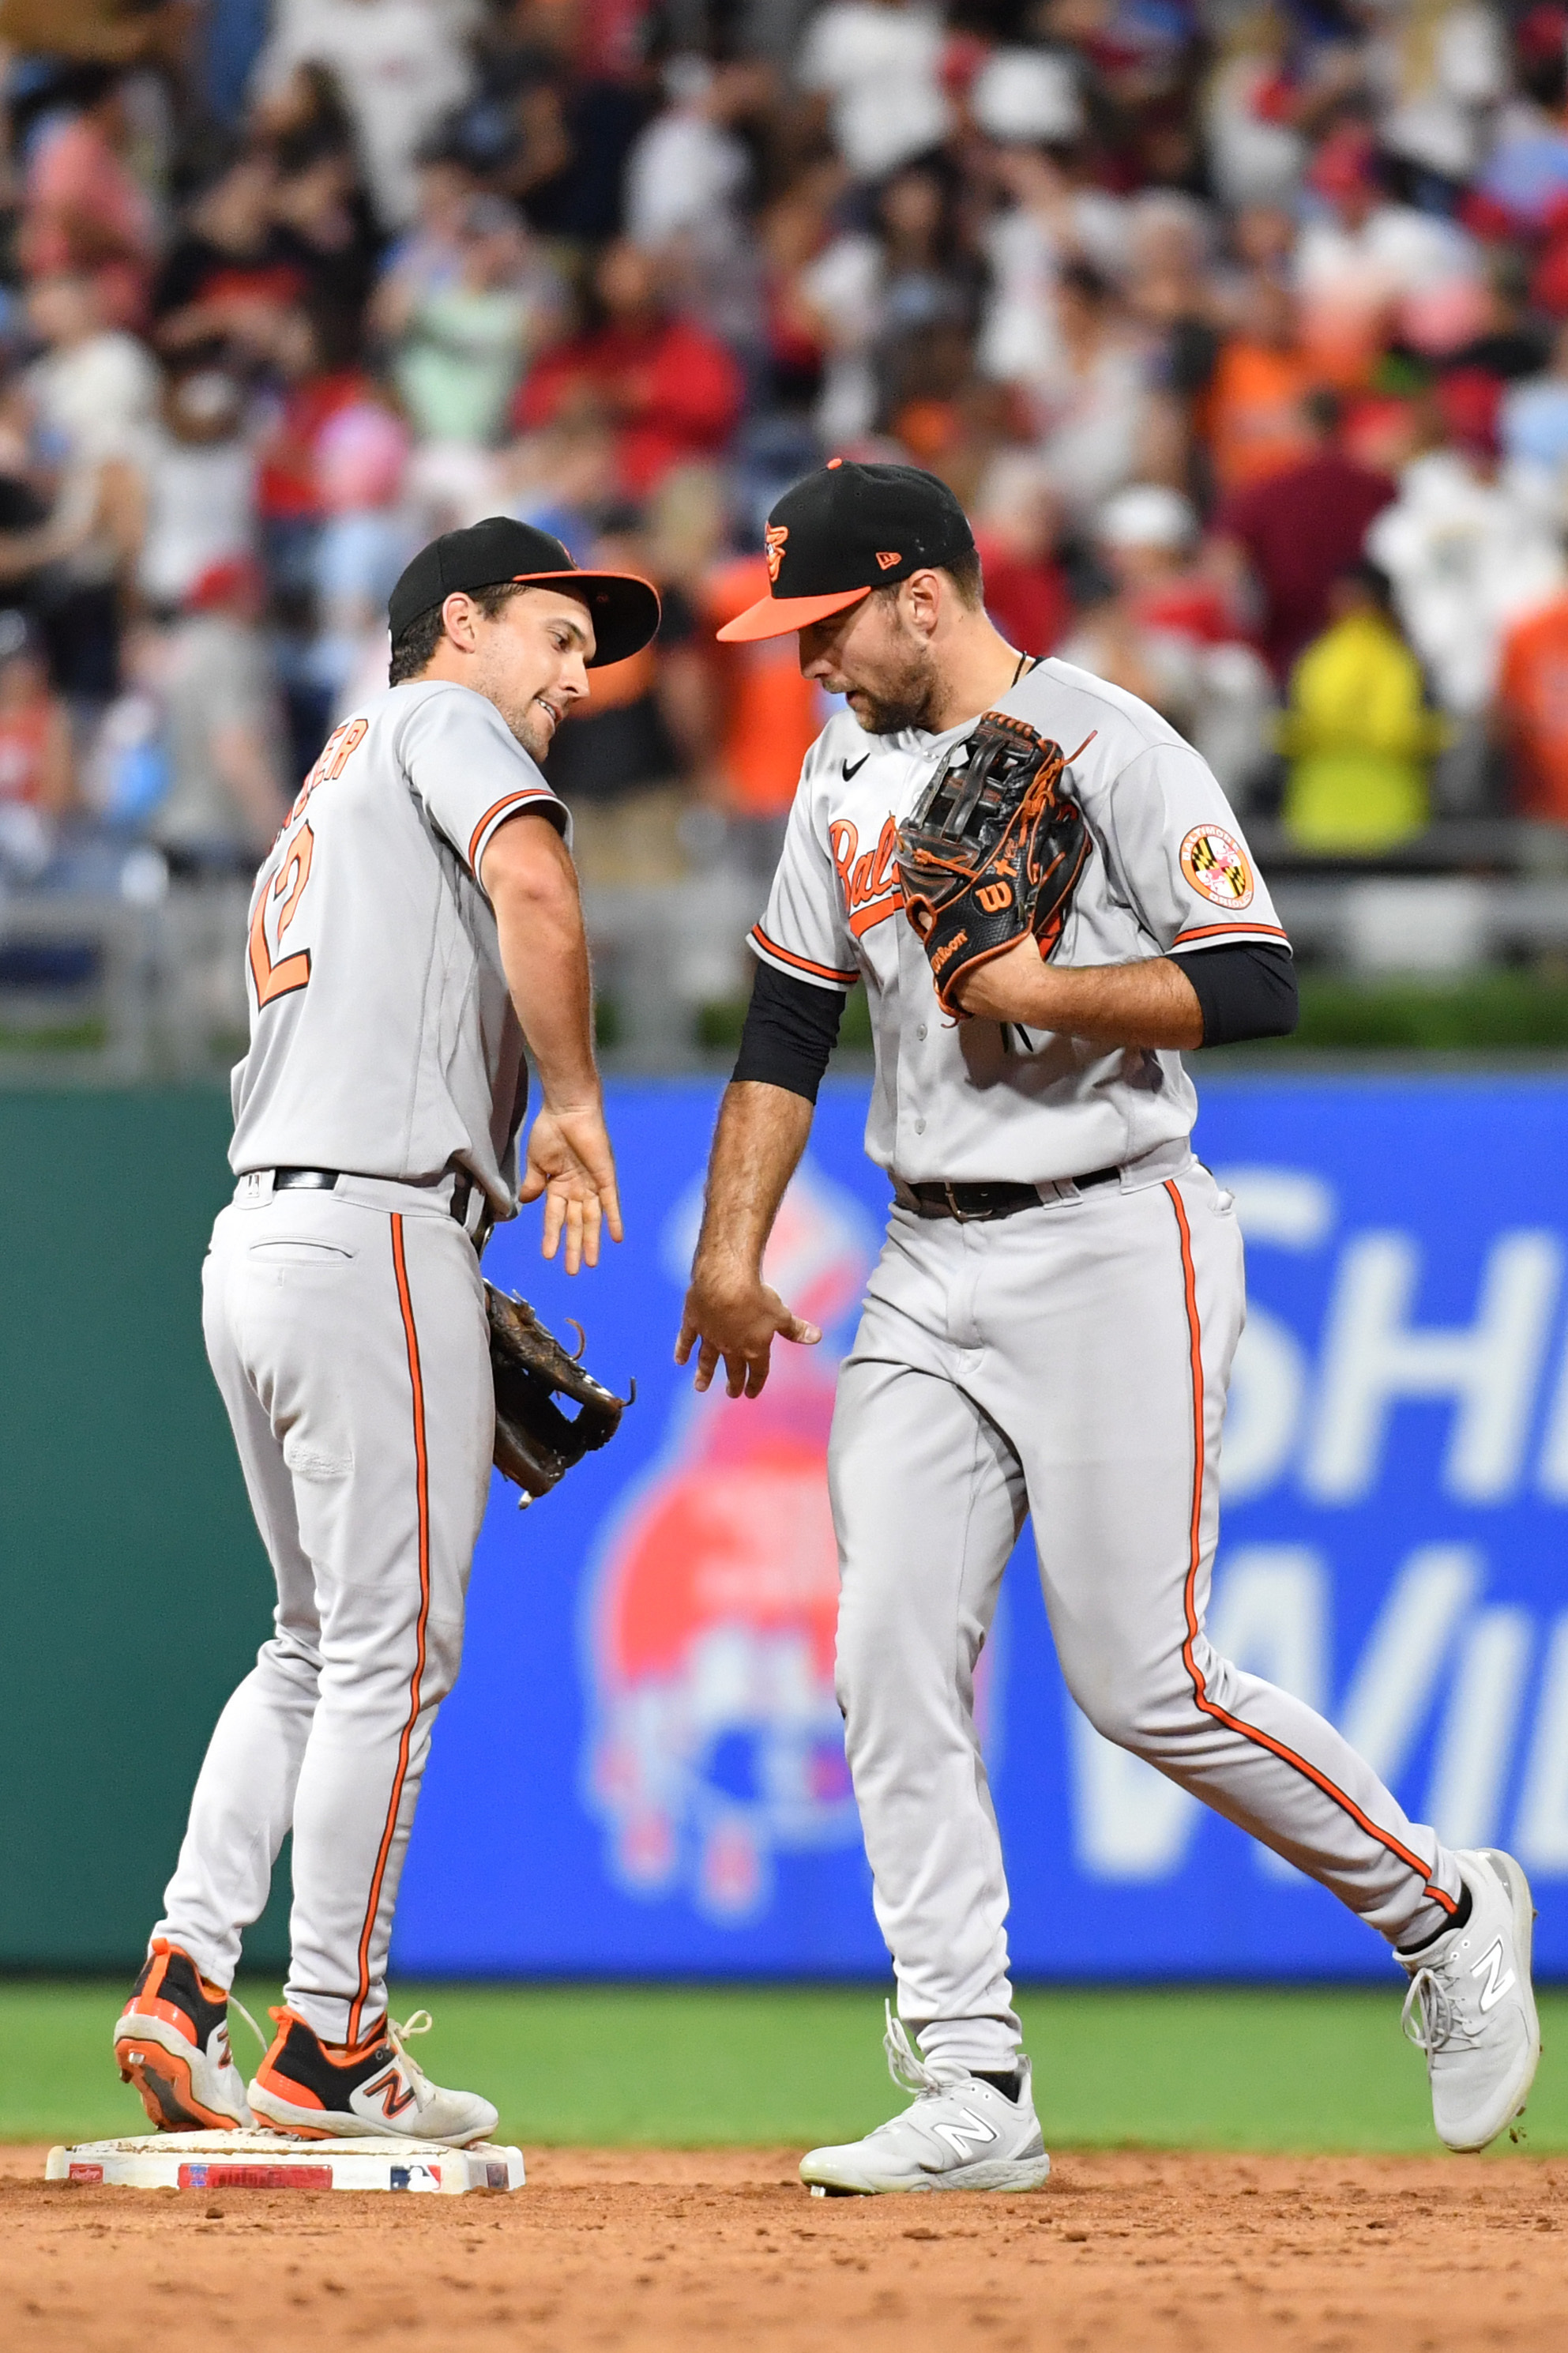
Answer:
[
  {"left": 799, "top": 2006, "right": 1051, "bottom": 2196},
  {"left": 1399, "top": 1847, "right": 1540, "bottom": 2154},
  {"left": 248, "top": 2006, "right": 498, "bottom": 2147}
]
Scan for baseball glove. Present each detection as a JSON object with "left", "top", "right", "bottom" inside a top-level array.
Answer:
[
  {"left": 484, "top": 1283, "right": 632, "bottom": 1507},
  {"left": 895, "top": 710, "right": 1090, "bottom": 1018}
]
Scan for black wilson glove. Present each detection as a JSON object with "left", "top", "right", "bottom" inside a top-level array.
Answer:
[{"left": 895, "top": 710, "right": 1090, "bottom": 1018}]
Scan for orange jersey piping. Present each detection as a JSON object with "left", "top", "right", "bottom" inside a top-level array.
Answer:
[
  {"left": 1172, "top": 920, "right": 1290, "bottom": 947},
  {"left": 1163, "top": 1179, "right": 1456, "bottom": 1919},
  {"left": 468, "top": 789, "right": 554, "bottom": 874},
  {"left": 349, "top": 1216, "right": 434, "bottom": 2044},
  {"left": 750, "top": 922, "right": 857, "bottom": 988}
]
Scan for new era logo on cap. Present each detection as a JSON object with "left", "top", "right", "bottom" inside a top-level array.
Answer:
[{"left": 716, "top": 461, "right": 976, "bottom": 642}]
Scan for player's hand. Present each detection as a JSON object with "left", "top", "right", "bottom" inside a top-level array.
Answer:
[
  {"left": 519, "top": 1099, "right": 624, "bottom": 1274},
  {"left": 675, "top": 1267, "right": 820, "bottom": 1399},
  {"left": 953, "top": 935, "right": 1052, "bottom": 1022}
]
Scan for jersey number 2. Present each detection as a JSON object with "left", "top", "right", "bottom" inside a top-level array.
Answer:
[
  {"left": 249, "top": 718, "right": 365, "bottom": 1008},
  {"left": 249, "top": 822, "right": 314, "bottom": 1006}
]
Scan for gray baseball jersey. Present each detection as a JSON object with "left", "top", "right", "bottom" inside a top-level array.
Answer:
[
  {"left": 750, "top": 655, "right": 1286, "bottom": 1182},
  {"left": 230, "top": 679, "right": 568, "bottom": 1215}
]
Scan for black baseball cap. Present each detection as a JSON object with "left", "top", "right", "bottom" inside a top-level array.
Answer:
[
  {"left": 716, "top": 461, "right": 976, "bottom": 642},
  {"left": 388, "top": 517, "right": 660, "bottom": 667}
]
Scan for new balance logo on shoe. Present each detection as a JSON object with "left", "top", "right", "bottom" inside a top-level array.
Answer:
[
  {"left": 1472, "top": 1938, "right": 1517, "bottom": 2012},
  {"left": 362, "top": 2065, "right": 418, "bottom": 2121},
  {"left": 932, "top": 2110, "right": 999, "bottom": 2159}
]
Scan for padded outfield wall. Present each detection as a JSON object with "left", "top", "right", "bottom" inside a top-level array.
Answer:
[{"left": 4, "top": 1078, "right": 1567, "bottom": 1978}]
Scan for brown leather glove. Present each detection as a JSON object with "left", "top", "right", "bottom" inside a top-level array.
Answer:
[{"left": 484, "top": 1284, "right": 632, "bottom": 1505}]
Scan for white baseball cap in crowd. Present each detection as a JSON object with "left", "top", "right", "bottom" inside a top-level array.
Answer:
[
  {"left": 1096, "top": 484, "right": 1198, "bottom": 552},
  {"left": 971, "top": 50, "right": 1084, "bottom": 146}
]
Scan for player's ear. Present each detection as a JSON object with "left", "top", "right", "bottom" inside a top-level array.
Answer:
[
  {"left": 902, "top": 569, "right": 943, "bottom": 639},
  {"left": 440, "top": 591, "right": 480, "bottom": 653}
]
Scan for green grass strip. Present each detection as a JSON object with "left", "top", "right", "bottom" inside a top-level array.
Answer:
[
  {"left": 1252, "top": 971, "right": 1568, "bottom": 1053},
  {"left": 697, "top": 973, "right": 1568, "bottom": 1060},
  {"left": 5, "top": 1982, "right": 1562, "bottom": 2156}
]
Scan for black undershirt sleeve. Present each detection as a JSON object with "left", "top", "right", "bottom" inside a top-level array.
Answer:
[
  {"left": 732, "top": 957, "right": 848, "bottom": 1101},
  {"left": 1171, "top": 940, "right": 1299, "bottom": 1047}
]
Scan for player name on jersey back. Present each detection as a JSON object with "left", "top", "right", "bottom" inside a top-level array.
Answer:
[
  {"left": 230, "top": 680, "right": 568, "bottom": 1215},
  {"left": 750, "top": 656, "right": 1288, "bottom": 1187}
]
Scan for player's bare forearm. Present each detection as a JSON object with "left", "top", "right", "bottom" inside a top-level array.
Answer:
[
  {"left": 483, "top": 811, "right": 621, "bottom": 1271},
  {"left": 955, "top": 940, "right": 1205, "bottom": 1048},
  {"left": 694, "top": 1082, "right": 811, "bottom": 1279},
  {"left": 485, "top": 811, "right": 599, "bottom": 1101},
  {"left": 676, "top": 1081, "right": 822, "bottom": 1398}
]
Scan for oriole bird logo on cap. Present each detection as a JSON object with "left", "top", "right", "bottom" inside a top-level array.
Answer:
[{"left": 765, "top": 524, "right": 789, "bottom": 584}]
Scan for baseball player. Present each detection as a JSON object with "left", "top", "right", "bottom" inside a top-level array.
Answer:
[
  {"left": 680, "top": 461, "right": 1540, "bottom": 2193},
  {"left": 114, "top": 518, "right": 658, "bottom": 2146}
]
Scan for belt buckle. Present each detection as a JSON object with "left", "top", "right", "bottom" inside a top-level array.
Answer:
[{"left": 943, "top": 1181, "right": 975, "bottom": 1223}]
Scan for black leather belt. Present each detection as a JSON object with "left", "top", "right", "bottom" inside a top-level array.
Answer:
[
  {"left": 272, "top": 1165, "right": 494, "bottom": 1250},
  {"left": 903, "top": 1167, "right": 1121, "bottom": 1222},
  {"left": 448, "top": 1169, "right": 494, "bottom": 1251}
]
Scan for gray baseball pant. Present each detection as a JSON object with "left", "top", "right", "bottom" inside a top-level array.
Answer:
[
  {"left": 155, "top": 1173, "right": 493, "bottom": 2046},
  {"left": 826, "top": 1156, "right": 1462, "bottom": 2076}
]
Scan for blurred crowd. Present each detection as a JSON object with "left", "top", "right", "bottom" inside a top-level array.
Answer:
[{"left": 10, "top": 0, "right": 1568, "bottom": 1036}]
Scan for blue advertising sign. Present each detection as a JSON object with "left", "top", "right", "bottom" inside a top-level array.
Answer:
[{"left": 394, "top": 1075, "right": 1568, "bottom": 1980}]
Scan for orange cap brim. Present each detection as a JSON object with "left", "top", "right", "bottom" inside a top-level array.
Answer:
[{"left": 716, "top": 585, "right": 872, "bottom": 642}]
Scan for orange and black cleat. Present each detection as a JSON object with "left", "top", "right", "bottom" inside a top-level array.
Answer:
[
  {"left": 249, "top": 2006, "right": 498, "bottom": 2145},
  {"left": 112, "top": 1941, "right": 254, "bottom": 2130}
]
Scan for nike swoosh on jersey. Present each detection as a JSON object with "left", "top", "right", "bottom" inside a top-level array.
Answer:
[{"left": 841, "top": 754, "right": 870, "bottom": 779}]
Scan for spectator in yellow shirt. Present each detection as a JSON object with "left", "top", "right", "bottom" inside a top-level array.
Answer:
[{"left": 1278, "top": 562, "right": 1446, "bottom": 853}]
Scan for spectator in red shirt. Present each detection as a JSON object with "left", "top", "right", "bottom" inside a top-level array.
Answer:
[
  {"left": 255, "top": 307, "right": 373, "bottom": 595},
  {"left": 152, "top": 153, "right": 306, "bottom": 371},
  {"left": 21, "top": 65, "right": 159, "bottom": 332},
  {"left": 513, "top": 240, "right": 743, "bottom": 498},
  {"left": 972, "top": 466, "right": 1071, "bottom": 658},
  {"left": 1495, "top": 588, "right": 1568, "bottom": 843},
  {"left": 1215, "top": 388, "right": 1397, "bottom": 683}
]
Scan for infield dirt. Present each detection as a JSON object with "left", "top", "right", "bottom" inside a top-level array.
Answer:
[{"left": 2, "top": 2143, "right": 1564, "bottom": 2351}]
